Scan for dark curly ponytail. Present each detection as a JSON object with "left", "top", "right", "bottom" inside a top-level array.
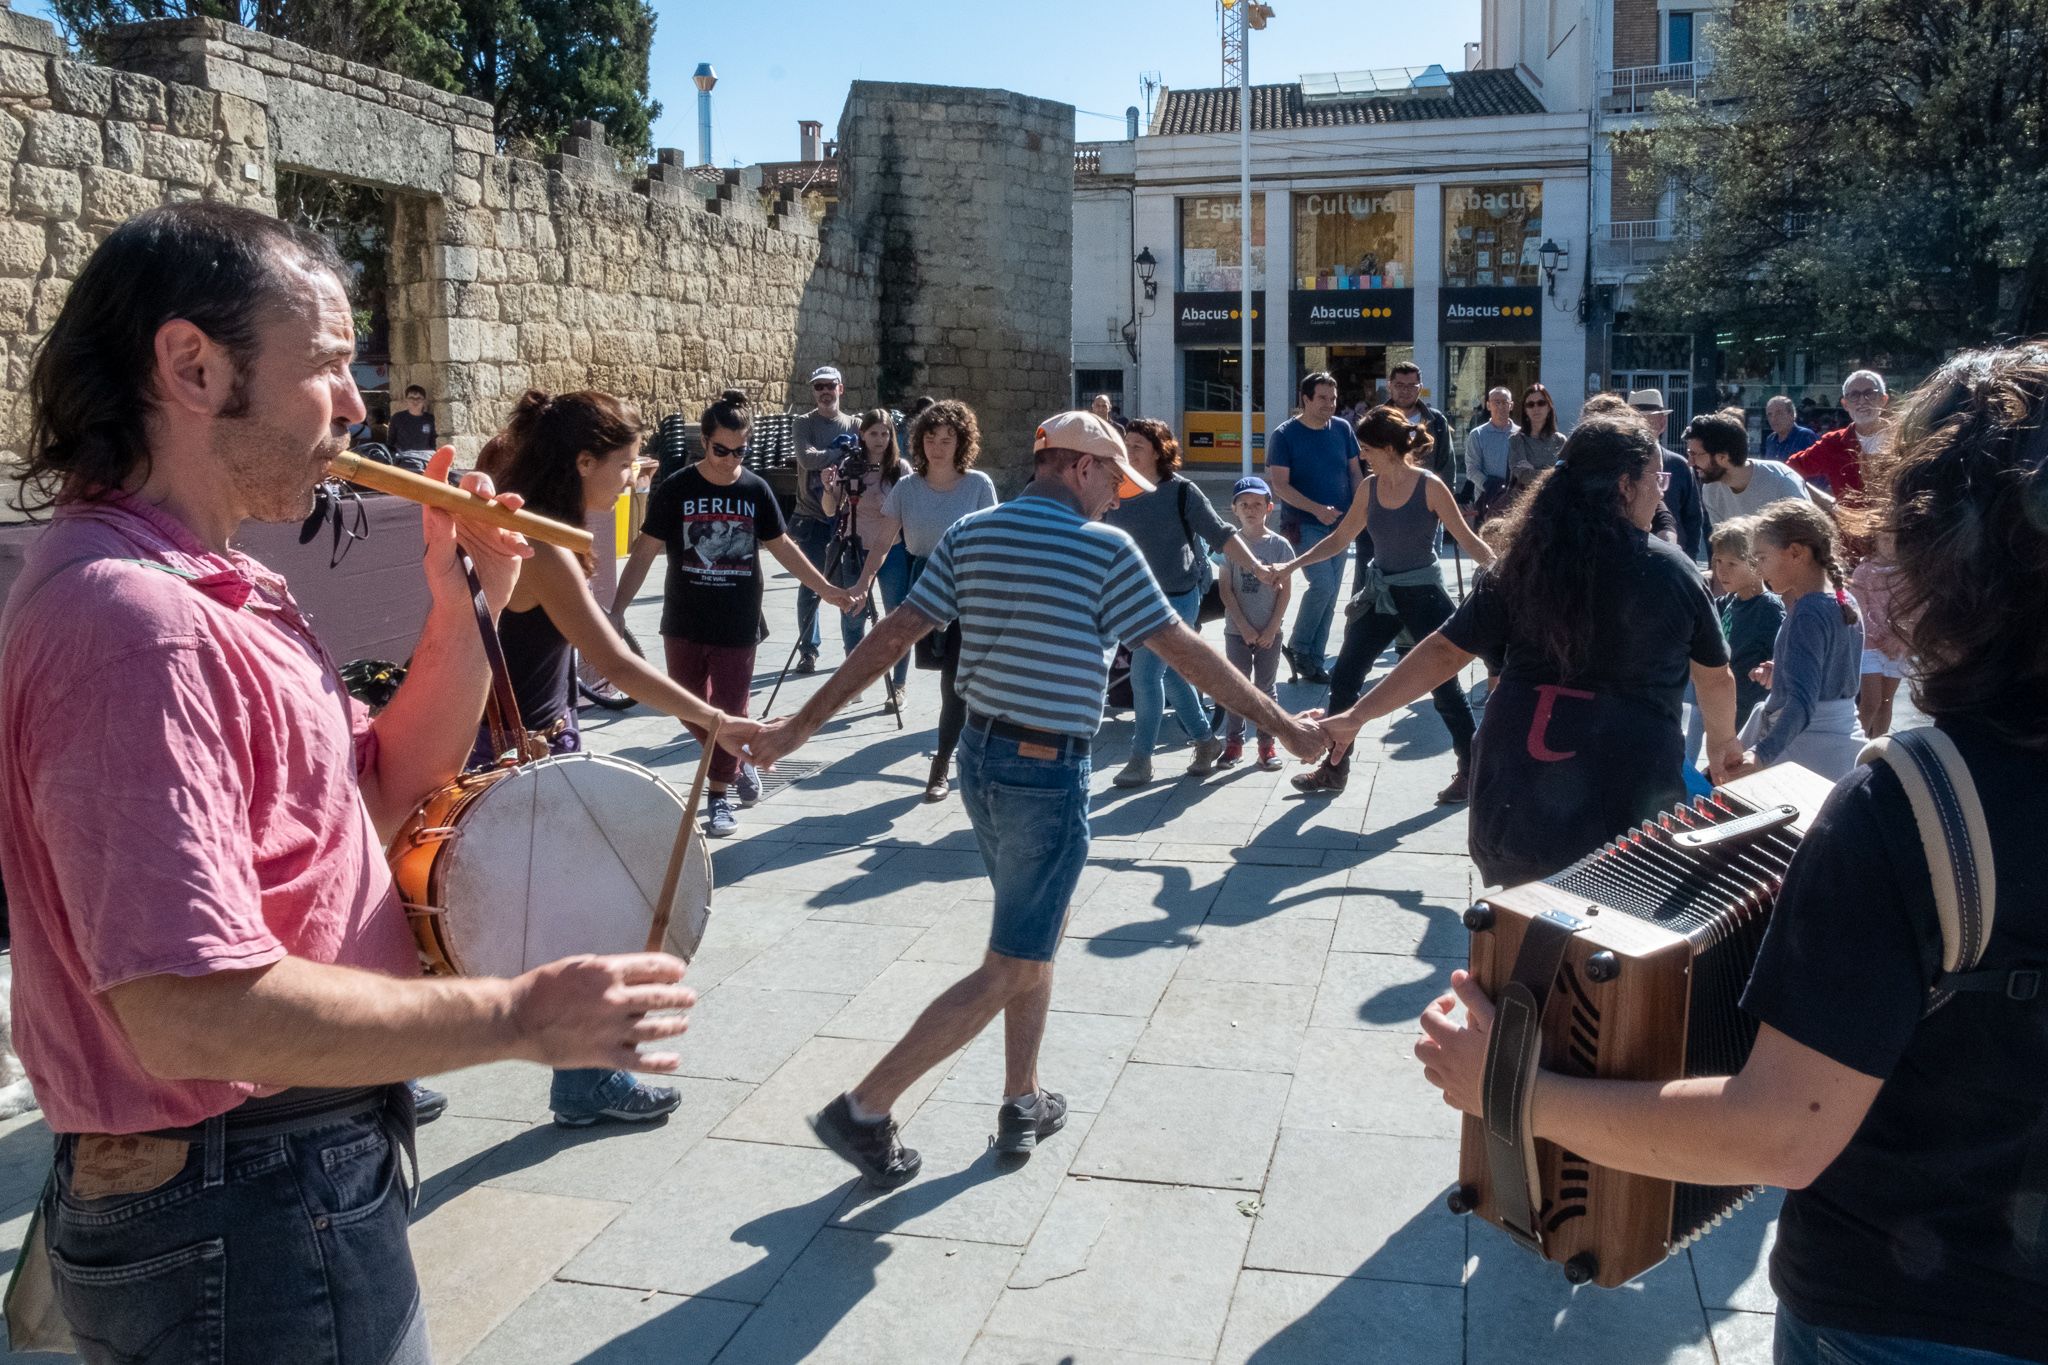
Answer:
[{"left": 1354, "top": 404, "right": 1434, "bottom": 467}]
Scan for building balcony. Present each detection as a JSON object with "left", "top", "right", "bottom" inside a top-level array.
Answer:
[
  {"left": 1595, "top": 219, "right": 1677, "bottom": 271},
  {"left": 1599, "top": 61, "right": 1710, "bottom": 116}
]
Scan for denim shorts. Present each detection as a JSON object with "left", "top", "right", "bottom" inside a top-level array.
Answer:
[
  {"left": 45, "top": 1103, "right": 425, "bottom": 1365},
  {"left": 956, "top": 719, "right": 1092, "bottom": 962}
]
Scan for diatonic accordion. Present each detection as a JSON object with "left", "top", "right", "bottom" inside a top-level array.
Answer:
[{"left": 1451, "top": 764, "right": 1835, "bottom": 1288}]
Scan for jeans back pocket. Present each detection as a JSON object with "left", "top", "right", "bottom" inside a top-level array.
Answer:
[{"left": 50, "top": 1236, "right": 224, "bottom": 1365}]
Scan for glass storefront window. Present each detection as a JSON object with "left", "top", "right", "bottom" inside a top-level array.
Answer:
[
  {"left": 1182, "top": 347, "right": 1266, "bottom": 414},
  {"left": 1179, "top": 195, "right": 1267, "bottom": 292},
  {"left": 1443, "top": 344, "right": 1542, "bottom": 447},
  {"left": 1442, "top": 184, "right": 1544, "bottom": 289},
  {"left": 1292, "top": 189, "right": 1414, "bottom": 290}
]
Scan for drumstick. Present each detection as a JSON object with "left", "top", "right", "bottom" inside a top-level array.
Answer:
[{"left": 327, "top": 448, "right": 595, "bottom": 555}]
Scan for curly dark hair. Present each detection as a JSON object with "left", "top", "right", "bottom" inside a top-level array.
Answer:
[
  {"left": 1873, "top": 344, "right": 2048, "bottom": 749},
  {"left": 1123, "top": 417, "right": 1181, "bottom": 477},
  {"left": 491, "top": 389, "right": 643, "bottom": 569},
  {"left": 20, "top": 202, "right": 343, "bottom": 513},
  {"left": 909, "top": 399, "right": 981, "bottom": 475},
  {"left": 1485, "top": 413, "right": 1661, "bottom": 678}
]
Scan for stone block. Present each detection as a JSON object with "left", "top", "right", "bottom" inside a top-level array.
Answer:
[
  {"left": 0, "top": 277, "right": 32, "bottom": 332},
  {"left": 110, "top": 71, "right": 166, "bottom": 125},
  {"left": 12, "top": 164, "right": 80, "bottom": 221},
  {"left": 82, "top": 166, "right": 158, "bottom": 225},
  {"left": 0, "top": 50, "right": 47, "bottom": 100},
  {"left": 29, "top": 273, "right": 70, "bottom": 331},
  {"left": 48, "top": 60, "right": 111, "bottom": 115},
  {"left": 101, "top": 121, "right": 144, "bottom": 173},
  {"left": 0, "top": 221, "right": 44, "bottom": 278},
  {"left": 0, "top": 107, "right": 22, "bottom": 164},
  {"left": 165, "top": 83, "right": 214, "bottom": 138},
  {"left": 144, "top": 131, "right": 211, "bottom": 187},
  {"left": 24, "top": 110, "right": 102, "bottom": 170},
  {"left": 213, "top": 92, "right": 265, "bottom": 147}
]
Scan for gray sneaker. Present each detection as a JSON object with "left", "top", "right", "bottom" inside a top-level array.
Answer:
[
  {"left": 705, "top": 793, "right": 739, "bottom": 838},
  {"left": 1111, "top": 759, "right": 1153, "bottom": 788},
  {"left": 733, "top": 762, "right": 762, "bottom": 808},
  {"left": 1186, "top": 736, "right": 1226, "bottom": 776},
  {"left": 995, "top": 1090, "right": 1068, "bottom": 1154}
]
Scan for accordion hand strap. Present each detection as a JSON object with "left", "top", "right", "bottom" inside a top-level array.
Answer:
[{"left": 1481, "top": 908, "right": 1587, "bottom": 1254}]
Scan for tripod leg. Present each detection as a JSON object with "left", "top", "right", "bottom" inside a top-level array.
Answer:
[{"left": 764, "top": 540, "right": 838, "bottom": 716}]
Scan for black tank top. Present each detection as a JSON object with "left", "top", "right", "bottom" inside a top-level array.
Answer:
[
  {"left": 497, "top": 602, "right": 573, "bottom": 733},
  {"left": 1364, "top": 472, "right": 1438, "bottom": 573}
]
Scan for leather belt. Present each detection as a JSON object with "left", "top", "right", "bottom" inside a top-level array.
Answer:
[{"left": 966, "top": 710, "right": 1089, "bottom": 757}]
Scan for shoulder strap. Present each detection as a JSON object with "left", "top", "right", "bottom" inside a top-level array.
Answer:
[{"left": 1858, "top": 727, "right": 2003, "bottom": 1012}]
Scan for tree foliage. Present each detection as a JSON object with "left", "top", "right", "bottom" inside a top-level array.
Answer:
[
  {"left": 48, "top": 0, "right": 661, "bottom": 155},
  {"left": 1638, "top": 0, "right": 2048, "bottom": 357}
]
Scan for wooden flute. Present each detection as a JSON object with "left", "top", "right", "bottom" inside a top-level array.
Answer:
[{"left": 327, "top": 448, "right": 595, "bottom": 555}]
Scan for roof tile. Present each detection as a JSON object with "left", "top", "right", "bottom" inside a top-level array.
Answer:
[{"left": 1154, "top": 69, "right": 1542, "bottom": 136}]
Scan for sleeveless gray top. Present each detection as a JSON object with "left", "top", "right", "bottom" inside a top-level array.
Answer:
[{"left": 1365, "top": 472, "right": 1438, "bottom": 573}]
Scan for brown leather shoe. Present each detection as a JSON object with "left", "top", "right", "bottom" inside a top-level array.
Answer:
[
  {"left": 1436, "top": 767, "right": 1470, "bottom": 804},
  {"left": 1290, "top": 762, "right": 1347, "bottom": 796}
]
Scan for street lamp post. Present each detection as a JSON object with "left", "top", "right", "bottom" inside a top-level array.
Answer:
[{"left": 1222, "top": 2, "right": 1274, "bottom": 477}]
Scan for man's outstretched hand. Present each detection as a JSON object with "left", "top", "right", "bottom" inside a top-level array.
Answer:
[
  {"left": 1279, "top": 709, "right": 1329, "bottom": 762},
  {"left": 745, "top": 716, "right": 811, "bottom": 770}
]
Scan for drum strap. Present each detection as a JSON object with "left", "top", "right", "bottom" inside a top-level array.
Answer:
[
  {"left": 646, "top": 718, "right": 720, "bottom": 957},
  {"left": 1482, "top": 907, "right": 1588, "bottom": 1255},
  {"left": 459, "top": 550, "right": 534, "bottom": 763}
]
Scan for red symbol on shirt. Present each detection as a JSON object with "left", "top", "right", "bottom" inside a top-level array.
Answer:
[{"left": 1526, "top": 684, "right": 1596, "bottom": 762}]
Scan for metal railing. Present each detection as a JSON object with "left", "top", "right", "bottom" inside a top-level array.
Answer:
[
  {"left": 1600, "top": 61, "right": 1710, "bottom": 115},
  {"left": 1594, "top": 218, "right": 1677, "bottom": 269}
]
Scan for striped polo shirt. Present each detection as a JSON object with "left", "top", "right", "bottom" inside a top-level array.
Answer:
[{"left": 903, "top": 492, "right": 1178, "bottom": 737}]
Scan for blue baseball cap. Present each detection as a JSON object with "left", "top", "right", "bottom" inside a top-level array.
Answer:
[{"left": 1232, "top": 476, "right": 1272, "bottom": 500}]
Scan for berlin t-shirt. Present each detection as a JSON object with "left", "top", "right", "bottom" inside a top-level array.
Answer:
[
  {"left": 641, "top": 465, "right": 786, "bottom": 647},
  {"left": 1741, "top": 718, "right": 2048, "bottom": 1362}
]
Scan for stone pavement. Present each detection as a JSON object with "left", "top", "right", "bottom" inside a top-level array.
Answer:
[{"left": 0, "top": 561, "right": 1788, "bottom": 1365}]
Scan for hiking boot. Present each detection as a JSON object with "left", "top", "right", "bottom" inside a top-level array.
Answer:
[
  {"left": 552, "top": 1075, "right": 682, "bottom": 1129},
  {"left": 1299, "top": 659, "right": 1333, "bottom": 685},
  {"left": 924, "top": 753, "right": 951, "bottom": 803},
  {"left": 1291, "top": 761, "right": 1347, "bottom": 796},
  {"left": 812, "top": 1093, "right": 922, "bottom": 1189},
  {"left": 407, "top": 1081, "right": 447, "bottom": 1126},
  {"left": 705, "top": 793, "right": 739, "bottom": 838},
  {"left": 1257, "top": 739, "right": 1284, "bottom": 771},
  {"left": 1187, "top": 737, "right": 1225, "bottom": 776},
  {"left": 1282, "top": 645, "right": 1306, "bottom": 682},
  {"left": 795, "top": 651, "right": 818, "bottom": 675},
  {"left": 994, "top": 1090, "right": 1069, "bottom": 1155},
  {"left": 1436, "top": 765, "right": 1471, "bottom": 805},
  {"left": 733, "top": 762, "right": 762, "bottom": 808},
  {"left": 1111, "top": 759, "right": 1153, "bottom": 788},
  {"left": 1218, "top": 738, "right": 1245, "bottom": 767}
]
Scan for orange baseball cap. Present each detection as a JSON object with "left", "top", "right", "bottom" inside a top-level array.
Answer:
[{"left": 1033, "top": 410, "right": 1155, "bottom": 500}]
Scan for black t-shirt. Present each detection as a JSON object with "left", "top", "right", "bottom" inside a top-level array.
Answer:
[
  {"left": 387, "top": 409, "right": 436, "bottom": 452},
  {"left": 1741, "top": 719, "right": 2048, "bottom": 1362},
  {"left": 1441, "top": 530, "right": 1726, "bottom": 884},
  {"left": 640, "top": 465, "right": 786, "bottom": 647}
]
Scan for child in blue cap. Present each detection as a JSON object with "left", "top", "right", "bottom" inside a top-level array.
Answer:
[{"left": 1218, "top": 476, "right": 1292, "bottom": 768}]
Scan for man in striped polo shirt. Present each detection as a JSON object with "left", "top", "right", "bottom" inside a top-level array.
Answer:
[{"left": 749, "top": 410, "right": 1328, "bottom": 1187}]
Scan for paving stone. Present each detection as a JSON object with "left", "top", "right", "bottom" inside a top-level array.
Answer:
[
  {"left": 723, "top": 918, "right": 923, "bottom": 994},
  {"left": 1312, "top": 949, "right": 1456, "bottom": 1032},
  {"left": 741, "top": 843, "right": 901, "bottom": 893},
  {"left": 1246, "top": 1130, "right": 1465, "bottom": 1285},
  {"left": 1463, "top": 1220, "right": 1718, "bottom": 1365},
  {"left": 1207, "top": 863, "right": 1350, "bottom": 922},
  {"left": 1283, "top": 1027, "right": 1462, "bottom": 1141},
  {"left": 459, "top": 1281, "right": 750, "bottom": 1364},
  {"left": 1178, "top": 915, "right": 1335, "bottom": 986},
  {"left": 1215, "top": 1269, "right": 1464, "bottom": 1365},
  {"left": 560, "top": 1138, "right": 855, "bottom": 1302},
  {"left": 675, "top": 900, "right": 811, "bottom": 993},
  {"left": 982, "top": 1179, "right": 1253, "bottom": 1360},
  {"left": 718, "top": 1227, "right": 1016, "bottom": 1363},
  {"left": 411, "top": 1115, "right": 526, "bottom": 1208},
  {"left": 930, "top": 1008, "right": 1144, "bottom": 1113},
  {"left": 820, "top": 958, "right": 978, "bottom": 1041},
  {"left": 835, "top": 1101, "right": 1096, "bottom": 1246},
  {"left": 1148, "top": 840, "right": 1328, "bottom": 867},
  {"left": 421, "top": 1059, "right": 557, "bottom": 1124},
  {"left": 1048, "top": 940, "right": 1185, "bottom": 1018},
  {"left": 0, "top": 1113, "right": 52, "bottom": 1212},
  {"left": 669, "top": 984, "right": 851, "bottom": 1084},
  {"left": 1707, "top": 1309, "right": 1778, "bottom": 1365},
  {"left": 905, "top": 907, "right": 999, "bottom": 965},
  {"left": 711, "top": 1035, "right": 948, "bottom": 1148},
  {"left": 1130, "top": 976, "right": 1314, "bottom": 1074},
  {"left": 1687, "top": 1187, "right": 1781, "bottom": 1312},
  {"left": 809, "top": 884, "right": 964, "bottom": 927},
  {"left": 469, "top": 1076, "right": 749, "bottom": 1201},
  {"left": 1073, "top": 1061, "right": 1287, "bottom": 1190},
  {"left": 411, "top": 1185, "right": 626, "bottom": 1363},
  {"left": 963, "top": 1334, "right": 1204, "bottom": 1364}
]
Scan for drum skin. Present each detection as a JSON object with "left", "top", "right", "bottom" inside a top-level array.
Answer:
[{"left": 389, "top": 753, "right": 712, "bottom": 977}]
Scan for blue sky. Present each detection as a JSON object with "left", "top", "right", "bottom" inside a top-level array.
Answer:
[{"left": 22, "top": 1, "right": 1483, "bottom": 166}]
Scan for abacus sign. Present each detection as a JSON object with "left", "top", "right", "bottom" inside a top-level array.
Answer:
[
  {"left": 1174, "top": 291, "right": 1268, "bottom": 343},
  {"left": 1438, "top": 286, "right": 1543, "bottom": 343},
  {"left": 1288, "top": 289, "right": 1415, "bottom": 342}
]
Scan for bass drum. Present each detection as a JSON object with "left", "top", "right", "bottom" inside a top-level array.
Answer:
[{"left": 390, "top": 752, "right": 712, "bottom": 977}]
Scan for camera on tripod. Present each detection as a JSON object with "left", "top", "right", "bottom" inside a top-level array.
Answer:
[{"left": 829, "top": 431, "right": 872, "bottom": 491}]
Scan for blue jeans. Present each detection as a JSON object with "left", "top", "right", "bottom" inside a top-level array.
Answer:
[
  {"left": 45, "top": 1101, "right": 428, "bottom": 1364},
  {"left": 957, "top": 721, "right": 1092, "bottom": 962},
  {"left": 1774, "top": 1308, "right": 2033, "bottom": 1365},
  {"left": 843, "top": 542, "right": 912, "bottom": 687},
  {"left": 790, "top": 514, "right": 834, "bottom": 656},
  {"left": 1129, "top": 584, "right": 1209, "bottom": 759},
  {"left": 1287, "top": 518, "right": 1347, "bottom": 663}
]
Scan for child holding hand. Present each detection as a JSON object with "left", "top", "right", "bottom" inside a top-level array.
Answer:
[{"left": 1218, "top": 476, "right": 1293, "bottom": 770}]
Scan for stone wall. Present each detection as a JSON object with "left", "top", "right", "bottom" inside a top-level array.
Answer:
[{"left": 0, "top": 11, "right": 1074, "bottom": 504}]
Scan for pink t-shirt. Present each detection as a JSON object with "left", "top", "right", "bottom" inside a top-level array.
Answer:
[{"left": 0, "top": 494, "right": 416, "bottom": 1134}]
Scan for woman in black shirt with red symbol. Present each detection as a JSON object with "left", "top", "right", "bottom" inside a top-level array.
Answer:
[
  {"left": 1411, "top": 346, "right": 2048, "bottom": 1365},
  {"left": 1319, "top": 412, "right": 1745, "bottom": 887}
]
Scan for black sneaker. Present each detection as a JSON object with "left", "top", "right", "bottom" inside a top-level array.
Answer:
[
  {"left": 795, "top": 652, "right": 818, "bottom": 676},
  {"left": 811, "top": 1093, "right": 922, "bottom": 1188},
  {"left": 407, "top": 1081, "right": 448, "bottom": 1126},
  {"left": 994, "top": 1089, "right": 1068, "bottom": 1154}
]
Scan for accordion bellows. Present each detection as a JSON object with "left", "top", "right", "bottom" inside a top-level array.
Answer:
[{"left": 1452, "top": 765, "right": 1836, "bottom": 1288}]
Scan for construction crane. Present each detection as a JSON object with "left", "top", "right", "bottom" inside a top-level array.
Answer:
[{"left": 1219, "top": 0, "right": 1275, "bottom": 88}]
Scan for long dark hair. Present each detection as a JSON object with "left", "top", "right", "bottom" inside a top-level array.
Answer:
[
  {"left": 1519, "top": 382, "right": 1558, "bottom": 440},
  {"left": 20, "top": 202, "right": 344, "bottom": 512},
  {"left": 856, "top": 407, "right": 904, "bottom": 486},
  {"left": 491, "top": 390, "right": 642, "bottom": 565},
  {"left": 1354, "top": 404, "right": 1434, "bottom": 466},
  {"left": 1876, "top": 345, "right": 2048, "bottom": 748},
  {"left": 1486, "top": 414, "right": 1660, "bottom": 677}
]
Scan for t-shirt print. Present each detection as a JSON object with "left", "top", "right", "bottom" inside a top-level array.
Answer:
[{"left": 675, "top": 492, "right": 760, "bottom": 584}]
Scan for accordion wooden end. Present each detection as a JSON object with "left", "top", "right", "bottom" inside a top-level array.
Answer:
[{"left": 1451, "top": 765, "right": 1836, "bottom": 1288}]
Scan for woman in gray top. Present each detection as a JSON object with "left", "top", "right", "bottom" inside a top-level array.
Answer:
[
  {"left": 1104, "top": 418, "right": 1272, "bottom": 788},
  {"left": 1503, "top": 382, "right": 1566, "bottom": 503},
  {"left": 854, "top": 400, "right": 997, "bottom": 801},
  {"left": 1276, "top": 405, "right": 1493, "bottom": 801}
]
